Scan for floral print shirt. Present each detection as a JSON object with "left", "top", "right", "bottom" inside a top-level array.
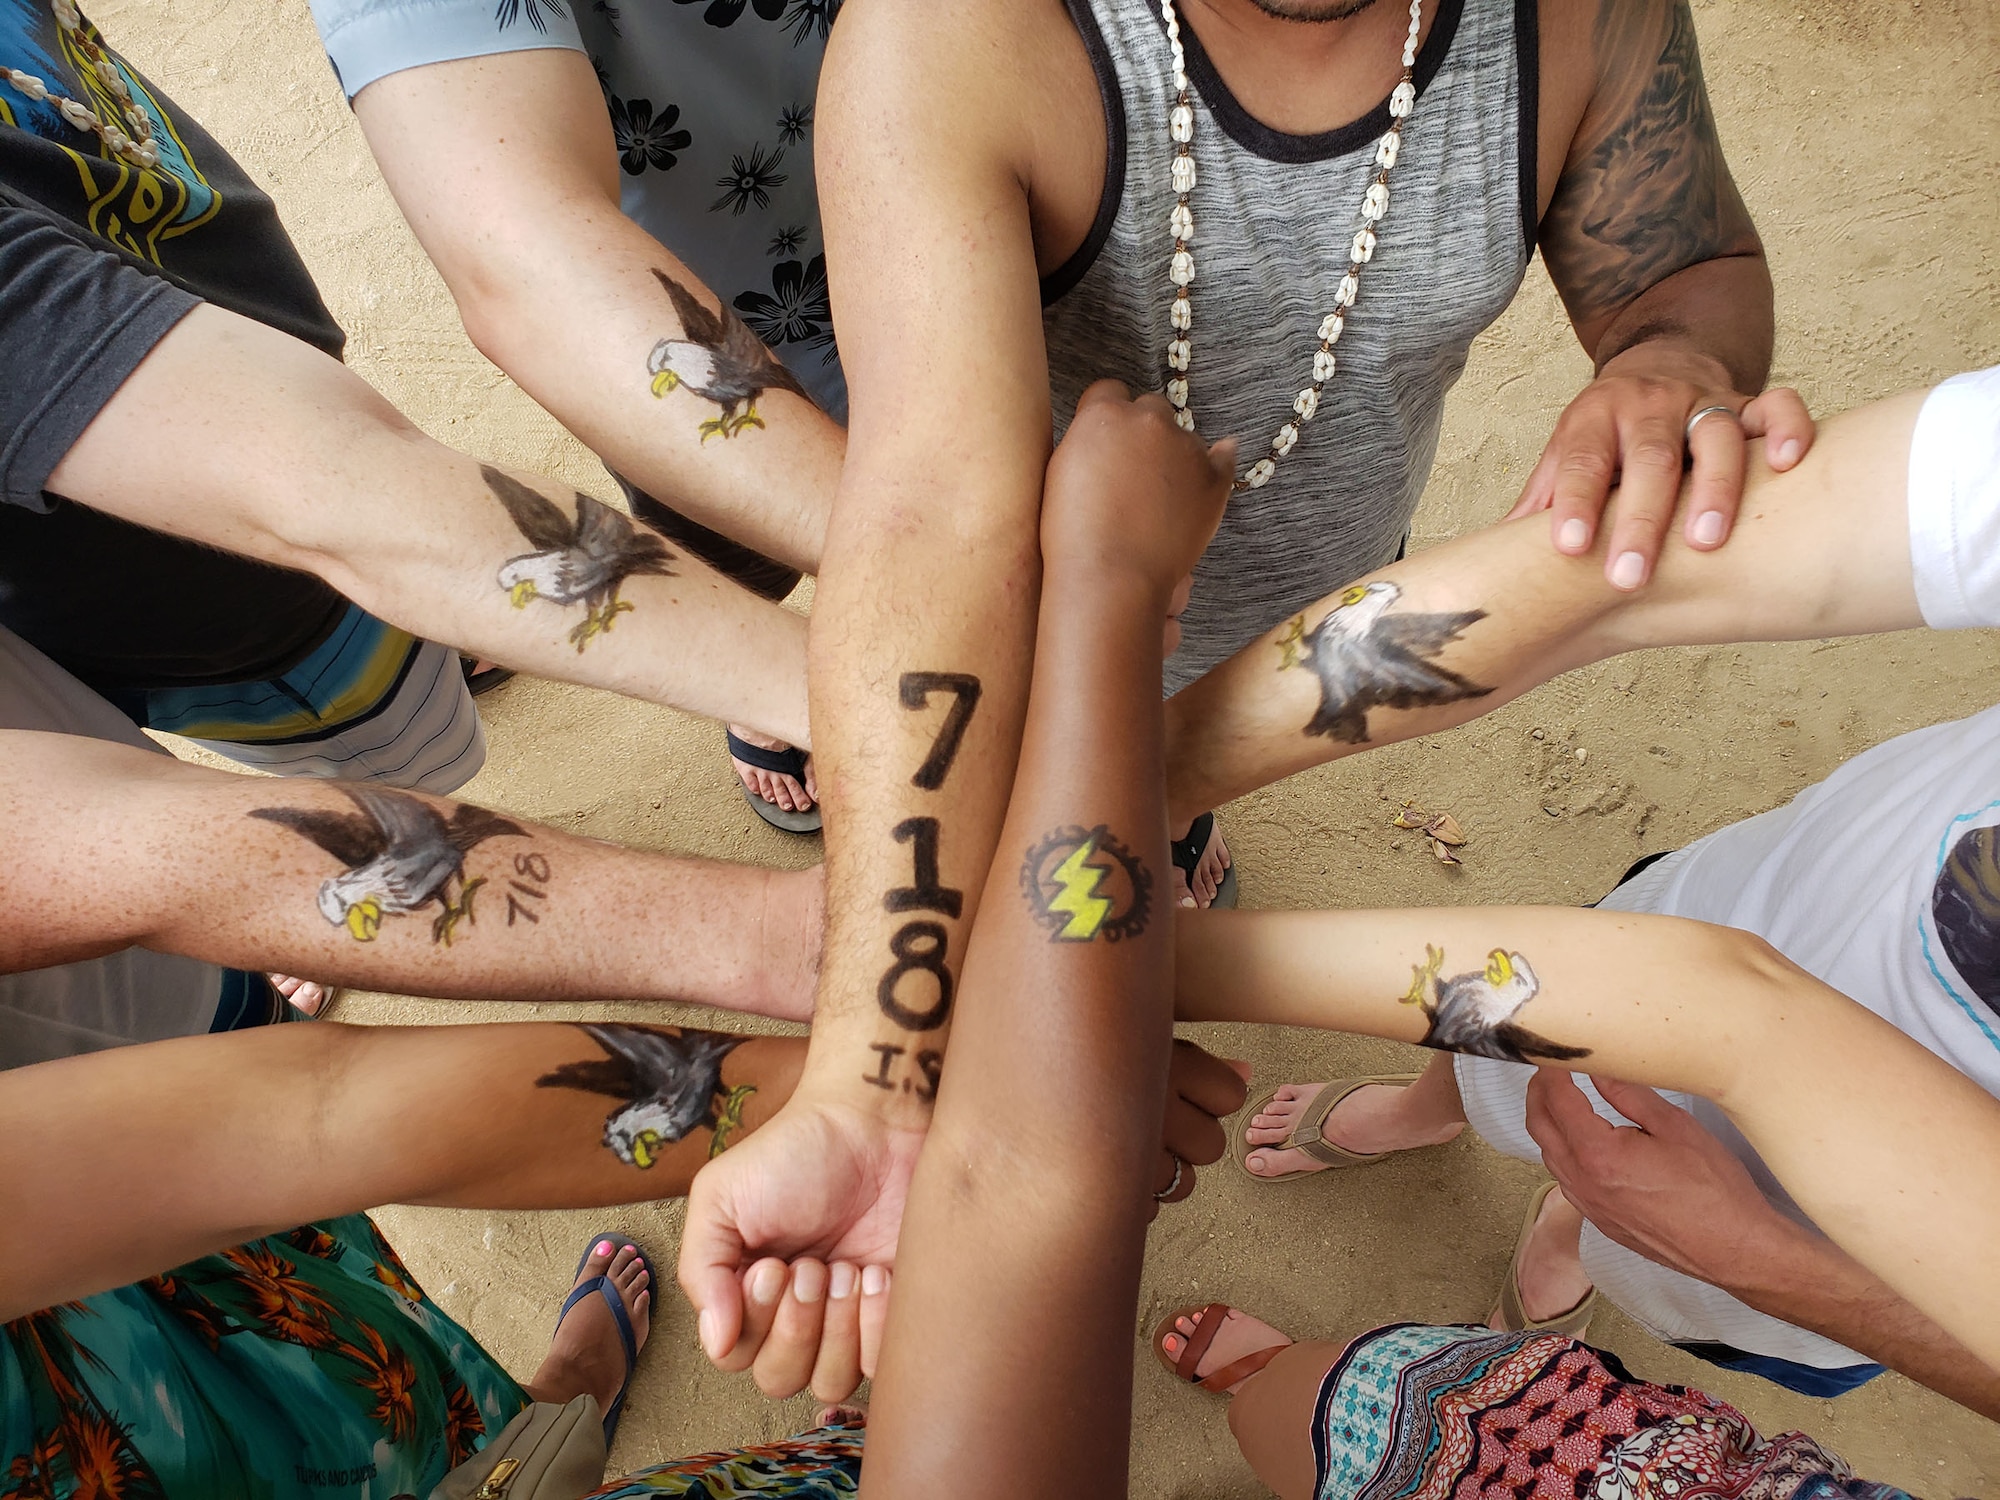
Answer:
[{"left": 311, "top": 0, "right": 845, "bottom": 418}]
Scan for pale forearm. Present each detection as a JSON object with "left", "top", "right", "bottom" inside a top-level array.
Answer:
[
  {"left": 1165, "top": 389, "right": 1924, "bottom": 821},
  {"left": 0, "top": 731, "right": 814, "bottom": 1017},
  {"left": 0, "top": 1021, "right": 804, "bottom": 1319},
  {"left": 1177, "top": 906, "right": 2000, "bottom": 1368},
  {"left": 47, "top": 305, "right": 810, "bottom": 744}
]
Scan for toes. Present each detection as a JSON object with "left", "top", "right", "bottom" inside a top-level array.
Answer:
[{"left": 582, "top": 1240, "right": 616, "bottom": 1278}]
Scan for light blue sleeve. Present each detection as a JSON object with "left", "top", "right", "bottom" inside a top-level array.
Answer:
[{"left": 310, "top": 0, "right": 588, "bottom": 101}]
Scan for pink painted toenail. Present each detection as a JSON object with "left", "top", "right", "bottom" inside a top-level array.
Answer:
[{"left": 595, "top": 1241, "right": 612, "bottom": 1257}]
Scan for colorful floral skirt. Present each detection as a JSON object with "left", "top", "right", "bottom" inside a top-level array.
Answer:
[
  {"left": 585, "top": 1420, "right": 864, "bottom": 1498},
  {"left": 1313, "top": 1324, "right": 1917, "bottom": 1500},
  {"left": 2, "top": 1215, "right": 526, "bottom": 1499}
]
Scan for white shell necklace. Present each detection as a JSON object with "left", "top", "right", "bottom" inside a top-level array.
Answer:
[
  {"left": 3, "top": 0, "right": 159, "bottom": 169},
  {"left": 1158, "top": 0, "right": 1423, "bottom": 491}
]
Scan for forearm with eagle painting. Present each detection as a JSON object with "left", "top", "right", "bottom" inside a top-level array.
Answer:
[{"left": 0, "top": 1019, "right": 805, "bottom": 1320}]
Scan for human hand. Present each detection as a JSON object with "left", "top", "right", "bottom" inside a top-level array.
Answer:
[
  {"left": 1150, "top": 1040, "right": 1251, "bottom": 1215},
  {"left": 678, "top": 1087, "right": 926, "bottom": 1400},
  {"left": 1507, "top": 349, "right": 1815, "bottom": 590},
  {"left": 1525, "top": 1070, "right": 1797, "bottom": 1287},
  {"left": 1042, "top": 379, "right": 1234, "bottom": 597}
]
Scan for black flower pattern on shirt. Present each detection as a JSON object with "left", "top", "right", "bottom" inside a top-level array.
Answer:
[
  {"left": 710, "top": 142, "right": 788, "bottom": 215},
  {"left": 591, "top": 0, "right": 622, "bottom": 35},
  {"left": 767, "top": 224, "right": 808, "bottom": 257},
  {"left": 673, "top": 0, "right": 786, "bottom": 26},
  {"left": 494, "top": 0, "right": 567, "bottom": 31},
  {"left": 734, "top": 255, "right": 833, "bottom": 351},
  {"left": 781, "top": 0, "right": 839, "bottom": 43},
  {"left": 777, "top": 103, "right": 812, "bottom": 144},
  {"left": 610, "top": 97, "right": 692, "bottom": 175}
]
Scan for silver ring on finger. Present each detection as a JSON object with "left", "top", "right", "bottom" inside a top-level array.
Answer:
[
  {"left": 1154, "top": 1153, "right": 1186, "bottom": 1203},
  {"left": 1684, "top": 403, "right": 1741, "bottom": 445}
]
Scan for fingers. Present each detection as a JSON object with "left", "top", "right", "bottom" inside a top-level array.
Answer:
[
  {"left": 678, "top": 1186, "right": 749, "bottom": 1366},
  {"left": 1587, "top": 1074, "right": 1686, "bottom": 1134},
  {"left": 751, "top": 1258, "right": 829, "bottom": 1398},
  {"left": 1162, "top": 1093, "right": 1227, "bottom": 1170},
  {"left": 1543, "top": 400, "right": 1620, "bottom": 558},
  {"left": 1074, "top": 377, "right": 1136, "bottom": 414},
  {"left": 1523, "top": 1067, "right": 1608, "bottom": 1178},
  {"left": 1680, "top": 404, "right": 1748, "bottom": 551},
  {"left": 1507, "top": 444, "right": 1559, "bottom": 522},
  {"left": 1167, "top": 1039, "right": 1251, "bottom": 1121},
  {"left": 1597, "top": 406, "right": 1688, "bottom": 591},
  {"left": 810, "top": 1261, "right": 865, "bottom": 1403},
  {"left": 858, "top": 1264, "right": 892, "bottom": 1380},
  {"left": 1206, "top": 435, "right": 1239, "bottom": 486},
  {"left": 1738, "top": 386, "right": 1814, "bottom": 470},
  {"left": 726, "top": 1256, "right": 789, "bottom": 1374},
  {"left": 1153, "top": 1148, "right": 1196, "bottom": 1206}
]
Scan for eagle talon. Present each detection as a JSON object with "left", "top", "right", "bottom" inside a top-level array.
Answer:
[
  {"left": 1402, "top": 943, "right": 1445, "bottom": 1006},
  {"left": 567, "top": 596, "right": 635, "bottom": 651},
  {"left": 432, "top": 875, "right": 487, "bottom": 946}
]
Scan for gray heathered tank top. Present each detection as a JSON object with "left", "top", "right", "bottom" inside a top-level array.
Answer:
[{"left": 1042, "top": 0, "right": 1537, "bottom": 692}]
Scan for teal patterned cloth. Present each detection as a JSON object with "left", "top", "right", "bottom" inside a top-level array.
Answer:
[
  {"left": 2, "top": 1214, "right": 527, "bottom": 1499},
  {"left": 586, "top": 1422, "right": 864, "bottom": 1499}
]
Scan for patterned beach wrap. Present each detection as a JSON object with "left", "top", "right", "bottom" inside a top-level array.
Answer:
[
  {"left": 2, "top": 1215, "right": 527, "bottom": 1499},
  {"left": 1313, "top": 1324, "right": 1918, "bottom": 1500},
  {"left": 585, "top": 1421, "right": 864, "bottom": 1499}
]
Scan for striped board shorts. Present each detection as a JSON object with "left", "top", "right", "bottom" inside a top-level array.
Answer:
[{"left": 141, "top": 604, "right": 484, "bottom": 793}]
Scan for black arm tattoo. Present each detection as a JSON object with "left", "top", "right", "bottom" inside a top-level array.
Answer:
[
  {"left": 1020, "top": 825, "right": 1152, "bottom": 944},
  {"left": 536, "top": 1023, "right": 755, "bottom": 1166},
  {"left": 1274, "top": 581, "right": 1491, "bottom": 744},
  {"left": 1400, "top": 945, "right": 1590, "bottom": 1065},
  {"left": 249, "top": 787, "right": 529, "bottom": 946},
  {"left": 646, "top": 267, "right": 809, "bottom": 441},
  {"left": 1539, "top": 0, "right": 1760, "bottom": 333},
  {"left": 898, "top": 672, "right": 982, "bottom": 790},
  {"left": 484, "top": 466, "right": 676, "bottom": 652}
]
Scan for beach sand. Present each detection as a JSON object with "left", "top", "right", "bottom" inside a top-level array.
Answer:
[{"left": 99, "top": 0, "right": 2000, "bottom": 1488}]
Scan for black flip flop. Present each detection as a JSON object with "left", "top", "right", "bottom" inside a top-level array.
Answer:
[
  {"left": 726, "top": 729, "right": 823, "bottom": 834},
  {"left": 461, "top": 655, "right": 517, "bottom": 696},
  {"left": 1171, "top": 811, "right": 1238, "bottom": 909},
  {"left": 558, "top": 1232, "right": 653, "bottom": 1445}
]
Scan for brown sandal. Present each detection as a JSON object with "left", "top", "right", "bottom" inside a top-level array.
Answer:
[
  {"left": 1489, "top": 1181, "right": 1598, "bottom": 1338},
  {"left": 1230, "top": 1074, "right": 1423, "bottom": 1182},
  {"left": 1152, "top": 1303, "right": 1288, "bottom": 1394}
]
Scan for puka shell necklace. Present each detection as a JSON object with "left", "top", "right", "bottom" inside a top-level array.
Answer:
[
  {"left": 1158, "top": 0, "right": 1423, "bottom": 490},
  {"left": 2, "top": 0, "right": 159, "bottom": 169}
]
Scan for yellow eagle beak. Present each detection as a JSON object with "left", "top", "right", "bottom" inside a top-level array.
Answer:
[
  {"left": 650, "top": 369, "right": 680, "bottom": 398},
  {"left": 1340, "top": 585, "right": 1368, "bottom": 606},
  {"left": 508, "top": 579, "right": 538, "bottom": 609},
  {"left": 1484, "top": 949, "right": 1515, "bottom": 985},
  {"left": 629, "top": 1128, "right": 664, "bottom": 1170},
  {"left": 346, "top": 897, "right": 384, "bottom": 943}
]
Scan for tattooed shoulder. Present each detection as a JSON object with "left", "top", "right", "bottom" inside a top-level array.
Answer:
[
  {"left": 536, "top": 1022, "right": 754, "bottom": 1167},
  {"left": 1020, "top": 824, "right": 1152, "bottom": 944},
  {"left": 1398, "top": 944, "right": 1590, "bottom": 1065}
]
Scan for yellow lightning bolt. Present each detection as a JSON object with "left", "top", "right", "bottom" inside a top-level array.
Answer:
[{"left": 1048, "top": 838, "right": 1113, "bottom": 940}]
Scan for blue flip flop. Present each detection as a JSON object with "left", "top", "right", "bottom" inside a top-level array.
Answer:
[{"left": 556, "top": 1232, "right": 652, "bottom": 1445}]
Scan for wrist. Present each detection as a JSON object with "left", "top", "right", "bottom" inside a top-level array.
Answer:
[{"left": 1595, "top": 339, "right": 1737, "bottom": 394}]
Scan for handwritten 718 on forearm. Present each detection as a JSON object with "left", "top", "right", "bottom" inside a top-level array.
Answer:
[{"left": 867, "top": 673, "right": 981, "bottom": 1092}]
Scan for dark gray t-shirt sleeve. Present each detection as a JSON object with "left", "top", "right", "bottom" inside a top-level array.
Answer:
[{"left": 0, "top": 198, "right": 200, "bottom": 513}]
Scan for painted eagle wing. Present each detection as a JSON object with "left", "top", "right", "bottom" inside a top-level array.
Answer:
[
  {"left": 247, "top": 804, "right": 386, "bottom": 868},
  {"left": 653, "top": 269, "right": 725, "bottom": 348},
  {"left": 1357, "top": 612, "right": 1493, "bottom": 710},
  {"left": 482, "top": 465, "right": 576, "bottom": 551},
  {"left": 342, "top": 785, "right": 448, "bottom": 855},
  {"left": 578, "top": 1023, "right": 739, "bottom": 1104},
  {"left": 720, "top": 308, "right": 810, "bottom": 403},
  {"left": 1372, "top": 609, "right": 1488, "bottom": 657},
  {"left": 1300, "top": 629, "right": 1378, "bottom": 744},
  {"left": 572, "top": 495, "right": 675, "bottom": 578},
  {"left": 443, "top": 804, "right": 529, "bottom": 854}
]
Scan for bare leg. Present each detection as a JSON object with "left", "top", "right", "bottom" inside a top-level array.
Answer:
[
  {"left": 1241, "top": 1051, "right": 1465, "bottom": 1178},
  {"left": 1227, "top": 1337, "right": 1359, "bottom": 1500},
  {"left": 523, "top": 1240, "right": 654, "bottom": 1411},
  {"left": 1498, "top": 1185, "right": 1594, "bottom": 1325}
]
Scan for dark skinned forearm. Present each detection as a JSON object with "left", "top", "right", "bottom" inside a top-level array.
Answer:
[{"left": 865, "top": 562, "right": 1174, "bottom": 1500}]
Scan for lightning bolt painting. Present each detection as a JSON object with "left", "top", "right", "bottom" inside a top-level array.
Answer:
[{"left": 1021, "top": 824, "right": 1153, "bottom": 944}]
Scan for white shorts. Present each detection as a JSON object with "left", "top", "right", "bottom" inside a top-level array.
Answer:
[{"left": 1909, "top": 364, "right": 2000, "bottom": 631}]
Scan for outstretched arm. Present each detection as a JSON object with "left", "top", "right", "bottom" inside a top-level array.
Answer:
[
  {"left": 46, "top": 301, "right": 809, "bottom": 746},
  {"left": 349, "top": 49, "right": 840, "bottom": 572},
  {"left": 1177, "top": 905, "right": 2000, "bottom": 1373},
  {"left": 0, "top": 728, "right": 817, "bottom": 1020},
  {"left": 865, "top": 387, "right": 1232, "bottom": 1499},
  {"left": 0, "top": 1019, "right": 805, "bottom": 1321},
  {"left": 1166, "top": 385, "right": 1925, "bottom": 824}
]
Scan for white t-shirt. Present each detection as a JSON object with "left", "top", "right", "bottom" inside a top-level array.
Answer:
[
  {"left": 1458, "top": 365, "right": 2000, "bottom": 1365},
  {"left": 0, "top": 626, "right": 223, "bottom": 1070},
  {"left": 312, "top": 0, "right": 845, "bottom": 418}
]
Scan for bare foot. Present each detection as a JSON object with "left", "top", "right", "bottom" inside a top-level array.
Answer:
[
  {"left": 1495, "top": 1186, "right": 1594, "bottom": 1327},
  {"left": 524, "top": 1241, "right": 653, "bottom": 1412},
  {"left": 1241, "top": 1081, "right": 1462, "bottom": 1178},
  {"left": 729, "top": 724, "right": 817, "bottom": 814},
  {"left": 814, "top": 1400, "right": 867, "bottom": 1428},
  {"left": 268, "top": 974, "right": 332, "bottom": 1017},
  {"left": 1159, "top": 1306, "right": 1293, "bottom": 1394},
  {"left": 1171, "top": 816, "right": 1233, "bottom": 909}
]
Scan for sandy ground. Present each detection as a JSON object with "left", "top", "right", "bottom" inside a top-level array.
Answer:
[{"left": 94, "top": 0, "right": 2000, "bottom": 1490}]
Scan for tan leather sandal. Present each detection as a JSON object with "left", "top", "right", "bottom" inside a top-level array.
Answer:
[
  {"left": 1490, "top": 1180, "right": 1598, "bottom": 1338},
  {"left": 1230, "top": 1074, "right": 1423, "bottom": 1182},
  {"left": 1152, "top": 1303, "right": 1288, "bottom": 1394}
]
